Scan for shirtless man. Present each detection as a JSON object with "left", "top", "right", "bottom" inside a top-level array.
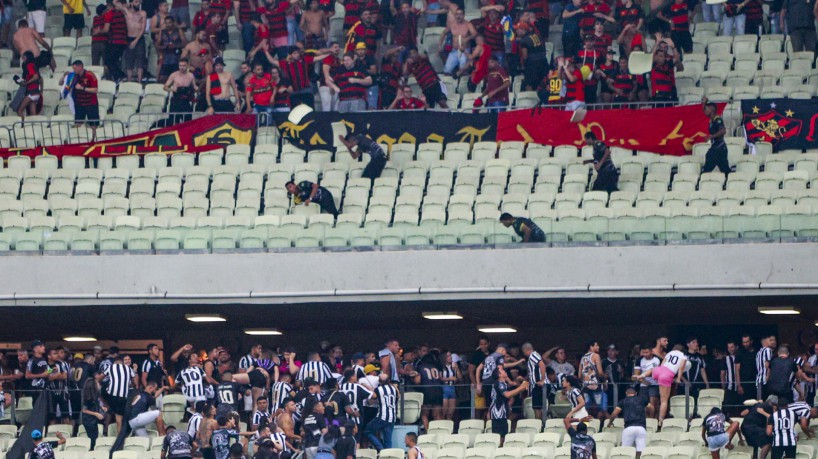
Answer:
[
  {"left": 205, "top": 57, "right": 239, "bottom": 113},
  {"left": 440, "top": 8, "right": 476, "bottom": 75},
  {"left": 13, "top": 20, "right": 56, "bottom": 72},
  {"left": 181, "top": 29, "right": 216, "bottom": 83},
  {"left": 164, "top": 58, "right": 196, "bottom": 123},
  {"left": 150, "top": 0, "right": 170, "bottom": 37},
  {"left": 119, "top": 0, "right": 147, "bottom": 82},
  {"left": 275, "top": 398, "right": 301, "bottom": 447},
  {"left": 300, "top": 0, "right": 327, "bottom": 49},
  {"left": 427, "top": 0, "right": 458, "bottom": 26}
]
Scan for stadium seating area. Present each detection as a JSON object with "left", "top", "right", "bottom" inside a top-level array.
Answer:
[
  {"left": 3, "top": 390, "right": 818, "bottom": 459},
  {"left": 0, "top": 135, "right": 817, "bottom": 252}
]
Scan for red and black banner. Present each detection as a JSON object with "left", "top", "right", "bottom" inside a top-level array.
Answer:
[
  {"left": 0, "top": 114, "right": 256, "bottom": 159},
  {"left": 496, "top": 104, "right": 723, "bottom": 156},
  {"left": 741, "top": 98, "right": 818, "bottom": 152}
]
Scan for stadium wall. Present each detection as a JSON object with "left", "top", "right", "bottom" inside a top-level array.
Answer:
[{"left": 0, "top": 243, "right": 817, "bottom": 305}]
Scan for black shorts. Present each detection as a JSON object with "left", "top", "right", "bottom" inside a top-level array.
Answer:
[
  {"left": 108, "top": 395, "right": 128, "bottom": 416},
  {"left": 531, "top": 385, "right": 544, "bottom": 409},
  {"left": 491, "top": 418, "right": 509, "bottom": 437},
  {"left": 64, "top": 13, "right": 85, "bottom": 30},
  {"left": 742, "top": 425, "right": 772, "bottom": 448},
  {"left": 35, "top": 50, "right": 52, "bottom": 70},
  {"left": 421, "top": 82, "right": 445, "bottom": 106},
  {"left": 638, "top": 385, "right": 659, "bottom": 399},
  {"left": 422, "top": 387, "right": 443, "bottom": 407},
  {"left": 771, "top": 446, "right": 797, "bottom": 459},
  {"left": 75, "top": 104, "right": 100, "bottom": 127},
  {"left": 212, "top": 99, "right": 235, "bottom": 113},
  {"left": 248, "top": 368, "right": 267, "bottom": 389}
]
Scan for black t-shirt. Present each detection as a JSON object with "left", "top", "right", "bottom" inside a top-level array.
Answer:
[
  {"left": 353, "top": 135, "right": 387, "bottom": 160},
  {"left": 470, "top": 350, "right": 489, "bottom": 368},
  {"left": 709, "top": 116, "right": 725, "bottom": 147},
  {"left": 602, "top": 358, "right": 626, "bottom": 384},
  {"left": 619, "top": 395, "right": 648, "bottom": 428},
  {"left": 685, "top": 351, "right": 706, "bottom": 383},
  {"left": 768, "top": 357, "right": 798, "bottom": 393},
  {"left": 27, "top": 357, "right": 50, "bottom": 389},
  {"left": 322, "top": 391, "right": 350, "bottom": 424},
  {"left": 592, "top": 142, "right": 616, "bottom": 173},
  {"left": 302, "top": 413, "right": 326, "bottom": 448},
  {"left": 72, "top": 361, "right": 96, "bottom": 390},
  {"left": 704, "top": 411, "right": 729, "bottom": 436},
  {"left": 217, "top": 382, "right": 240, "bottom": 411},
  {"left": 520, "top": 33, "right": 548, "bottom": 61},
  {"left": 130, "top": 392, "right": 156, "bottom": 420},
  {"left": 567, "top": 427, "right": 596, "bottom": 459},
  {"left": 744, "top": 402, "right": 772, "bottom": 427},
  {"left": 335, "top": 435, "right": 357, "bottom": 459},
  {"left": 738, "top": 348, "right": 757, "bottom": 382}
]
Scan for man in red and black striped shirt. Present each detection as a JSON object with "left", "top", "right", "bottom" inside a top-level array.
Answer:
[
  {"left": 328, "top": 52, "right": 371, "bottom": 112},
  {"left": 280, "top": 46, "right": 315, "bottom": 108},
  {"left": 101, "top": 0, "right": 129, "bottom": 81},
  {"left": 258, "top": 0, "right": 290, "bottom": 52},
  {"left": 17, "top": 51, "right": 41, "bottom": 121},
  {"left": 650, "top": 39, "right": 683, "bottom": 101},
  {"left": 319, "top": 41, "right": 342, "bottom": 111},
  {"left": 345, "top": 9, "right": 381, "bottom": 57},
  {"left": 657, "top": 0, "right": 692, "bottom": 53},
  {"left": 234, "top": 0, "right": 258, "bottom": 53},
  {"left": 71, "top": 60, "right": 100, "bottom": 141},
  {"left": 404, "top": 49, "right": 448, "bottom": 108}
]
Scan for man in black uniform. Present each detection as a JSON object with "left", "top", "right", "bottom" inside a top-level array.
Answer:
[
  {"left": 338, "top": 133, "right": 388, "bottom": 180},
  {"left": 285, "top": 180, "right": 339, "bottom": 217},
  {"left": 702, "top": 98, "right": 729, "bottom": 174},
  {"left": 563, "top": 414, "right": 597, "bottom": 459},
  {"left": 500, "top": 213, "right": 546, "bottom": 243},
  {"left": 583, "top": 132, "right": 619, "bottom": 193},
  {"left": 322, "top": 378, "right": 351, "bottom": 426},
  {"left": 516, "top": 22, "right": 549, "bottom": 91}
]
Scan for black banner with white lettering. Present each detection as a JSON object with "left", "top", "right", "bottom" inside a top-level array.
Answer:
[
  {"left": 270, "top": 111, "right": 498, "bottom": 152},
  {"left": 741, "top": 98, "right": 818, "bottom": 152}
]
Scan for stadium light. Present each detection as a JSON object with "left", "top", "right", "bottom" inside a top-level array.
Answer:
[
  {"left": 758, "top": 307, "right": 800, "bottom": 315},
  {"left": 423, "top": 312, "right": 463, "bottom": 320},
  {"left": 63, "top": 336, "right": 97, "bottom": 342},
  {"left": 244, "top": 329, "right": 283, "bottom": 336},
  {"left": 185, "top": 314, "right": 227, "bottom": 322},
  {"left": 478, "top": 326, "right": 517, "bottom": 333}
]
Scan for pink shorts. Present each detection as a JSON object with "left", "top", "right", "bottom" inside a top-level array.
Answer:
[{"left": 653, "top": 366, "right": 676, "bottom": 387}]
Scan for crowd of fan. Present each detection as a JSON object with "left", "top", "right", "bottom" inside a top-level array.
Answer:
[
  {"left": 1, "top": 333, "right": 818, "bottom": 458},
  {"left": 7, "top": 0, "right": 817, "bottom": 124}
]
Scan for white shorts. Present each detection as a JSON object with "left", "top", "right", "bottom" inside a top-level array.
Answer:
[
  {"left": 621, "top": 426, "right": 647, "bottom": 452},
  {"left": 27, "top": 10, "right": 45, "bottom": 34},
  {"left": 129, "top": 410, "right": 161, "bottom": 436},
  {"left": 26, "top": 94, "right": 40, "bottom": 102}
]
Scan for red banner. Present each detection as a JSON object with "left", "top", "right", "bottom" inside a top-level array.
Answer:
[
  {"left": 496, "top": 104, "right": 725, "bottom": 156},
  {"left": 0, "top": 114, "right": 257, "bottom": 159}
]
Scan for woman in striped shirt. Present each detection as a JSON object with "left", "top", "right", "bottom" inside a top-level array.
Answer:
[
  {"left": 563, "top": 375, "right": 589, "bottom": 421},
  {"left": 441, "top": 351, "right": 461, "bottom": 421}
]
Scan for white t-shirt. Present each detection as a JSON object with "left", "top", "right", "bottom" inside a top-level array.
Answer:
[
  {"left": 637, "top": 356, "right": 661, "bottom": 386},
  {"left": 662, "top": 350, "right": 687, "bottom": 373},
  {"left": 361, "top": 375, "right": 380, "bottom": 392}
]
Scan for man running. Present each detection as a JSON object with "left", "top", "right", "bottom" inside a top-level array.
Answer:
[{"left": 702, "top": 97, "right": 729, "bottom": 174}]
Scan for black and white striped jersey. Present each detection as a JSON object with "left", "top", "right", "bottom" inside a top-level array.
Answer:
[
  {"left": 272, "top": 381, "right": 294, "bottom": 412},
  {"left": 271, "top": 432, "right": 289, "bottom": 452},
  {"left": 341, "top": 382, "right": 373, "bottom": 424},
  {"left": 239, "top": 354, "right": 257, "bottom": 372},
  {"left": 297, "top": 361, "right": 333, "bottom": 385},
  {"left": 375, "top": 384, "right": 398, "bottom": 423},
  {"left": 104, "top": 363, "right": 134, "bottom": 398},
  {"left": 568, "top": 387, "right": 583, "bottom": 408},
  {"left": 789, "top": 401, "right": 811, "bottom": 419},
  {"left": 757, "top": 347, "right": 772, "bottom": 386},
  {"left": 789, "top": 356, "right": 805, "bottom": 388},
  {"left": 723, "top": 354, "right": 738, "bottom": 391},
  {"left": 441, "top": 365, "right": 456, "bottom": 386},
  {"left": 178, "top": 366, "right": 207, "bottom": 399},
  {"left": 528, "top": 351, "right": 545, "bottom": 385},
  {"left": 187, "top": 413, "right": 202, "bottom": 438},
  {"left": 252, "top": 410, "right": 270, "bottom": 428},
  {"left": 769, "top": 408, "right": 797, "bottom": 447}
]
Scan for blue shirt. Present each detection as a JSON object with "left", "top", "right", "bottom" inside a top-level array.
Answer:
[{"left": 562, "top": 3, "right": 580, "bottom": 36}]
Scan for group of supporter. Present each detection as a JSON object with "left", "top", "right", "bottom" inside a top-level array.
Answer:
[
  {"left": 7, "top": 0, "right": 817, "bottom": 124},
  {"left": 2, "top": 332, "right": 818, "bottom": 458}
]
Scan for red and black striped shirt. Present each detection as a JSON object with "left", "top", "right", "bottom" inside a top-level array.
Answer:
[
  {"left": 483, "top": 20, "right": 504, "bottom": 53},
  {"left": 237, "top": 0, "right": 254, "bottom": 23},
  {"left": 209, "top": 0, "right": 231, "bottom": 18},
  {"left": 347, "top": 22, "right": 381, "bottom": 55},
  {"left": 612, "top": 71, "right": 635, "bottom": 100},
  {"left": 322, "top": 54, "right": 341, "bottom": 86},
  {"left": 409, "top": 56, "right": 439, "bottom": 90},
  {"left": 23, "top": 62, "right": 39, "bottom": 95},
  {"left": 650, "top": 61, "right": 675, "bottom": 96},
  {"left": 664, "top": 2, "right": 689, "bottom": 32},
  {"left": 280, "top": 58, "right": 311, "bottom": 91},
  {"left": 380, "top": 58, "right": 401, "bottom": 92},
  {"left": 576, "top": 49, "right": 600, "bottom": 85},
  {"left": 335, "top": 67, "right": 368, "bottom": 101},
  {"left": 273, "top": 77, "right": 292, "bottom": 108},
  {"left": 565, "top": 69, "right": 585, "bottom": 102},
  {"left": 526, "top": 0, "right": 549, "bottom": 19},
  {"left": 615, "top": 3, "right": 642, "bottom": 27},
  {"left": 343, "top": 0, "right": 365, "bottom": 28},
  {"left": 259, "top": 1, "right": 289, "bottom": 38},
  {"left": 73, "top": 70, "right": 98, "bottom": 107},
  {"left": 580, "top": 1, "right": 610, "bottom": 35},
  {"left": 593, "top": 33, "right": 612, "bottom": 55},
  {"left": 743, "top": 0, "right": 762, "bottom": 20},
  {"left": 92, "top": 14, "right": 106, "bottom": 42},
  {"left": 105, "top": 9, "right": 128, "bottom": 45}
]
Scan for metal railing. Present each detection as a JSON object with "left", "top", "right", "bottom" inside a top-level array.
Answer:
[{"left": 9, "top": 120, "right": 128, "bottom": 148}]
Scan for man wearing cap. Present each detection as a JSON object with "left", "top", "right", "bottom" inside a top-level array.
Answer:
[
  {"left": 206, "top": 57, "right": 240, "bottom": 114},
  {"left": 30, "top": 429, "right": 66, "bottom": 459},
  {"left": 70, "top": 60, "right": 100, "bottom": 142},
  {"left": 351, "top": 353, "right": 367, "bottom": 380}
]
